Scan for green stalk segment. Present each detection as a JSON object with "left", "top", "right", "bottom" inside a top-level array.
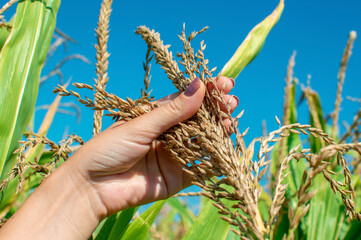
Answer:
[{"left": 220, "top": 0, "right": 284, "bottom": 80}]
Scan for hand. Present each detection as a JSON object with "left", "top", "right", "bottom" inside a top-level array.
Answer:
[
  {"left": 0, "top": 76, "right": 238, "bottom": 240},
  {"left": 70, "top": 76, "right": 239, "bottom": 217}
]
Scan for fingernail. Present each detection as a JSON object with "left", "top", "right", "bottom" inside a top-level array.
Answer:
[
  {"left": 229, "top": 78, "right": 235, "bottom": 87},
  {"left": 184, "top": 77, "right": 201, "bottom": 96},
  {"left": 233, "top": 95, "right": 239, "bottom": 105}
]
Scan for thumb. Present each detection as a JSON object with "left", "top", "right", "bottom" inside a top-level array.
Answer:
[{"left": 124, "top": 77, "right": 205, "bottom": 144}]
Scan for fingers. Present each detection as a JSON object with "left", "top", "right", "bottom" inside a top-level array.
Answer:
[
  {"left": 207, "top": 76, "right": 235, "bottom": 94},
  {"left": 208, "top": 76, "right": 238, "bottom": 130},
  {"left": 157, "top": 76, "right": 238, "bottom": 114},
  {"left": 216, "top": 94, "right": 239, "bottom": 113}
]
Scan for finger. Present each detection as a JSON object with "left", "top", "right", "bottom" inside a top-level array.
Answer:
[
  {"left": 215, "top": 95, "right": 239, "bottom": 113},
  {"left": 122, "top": 78, "right": 206, "bottom": 145},
  {"left": 207, "top": 76, "right": 235, "bottom": 94}
]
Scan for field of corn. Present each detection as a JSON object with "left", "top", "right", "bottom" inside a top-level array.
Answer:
[{"left": 0, "top": 0, "right": 361, "bottom": 239}]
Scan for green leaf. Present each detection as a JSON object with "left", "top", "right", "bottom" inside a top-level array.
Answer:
[
  {"left": 226, "top": 226, "right": 240, "bottom": 240},
  {"left": 183, "top": 197, "right": 231, "bottom": 240},
  {"left": 0, "top": 0, "right": 61, "bottom": 180},
  {"left": 258, "top": 190, "right": 272, "bottom": 221},
  {"left": 166, "top": 197, "right": 195, "bottom": 228},
  {"left": 119, "top": 201, "right": 165, "bottom": 240},
  {"left": 220, "top": 0, "right": 284, "bottom": 79},
  {"left": 307, "top": 91, "right": 326, "bottom": 153},
  {"left": 284, "top": 83, "right": 306, "bottom": 194},
  {"left": 0, "top": 84, "right": 64, "bottom": 212},
  {"left": 95, "top": 208, "right": 138, "bottom": 240},
  {"left": 306, "top": 175, "right": 345, "bottom": 240},
  {"left": 342, "top": 220, "right": 361, "bottom": 240}
]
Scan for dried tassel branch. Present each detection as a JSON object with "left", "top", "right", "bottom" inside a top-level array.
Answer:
[
  {"left": 340, "top": 103, "right": 361, "bottom": 143},
  {"left": 277, "top": 52, "right": 296, "bottom": 166},
  {"left": 302, "top": 85, "right": 324, "bottom": 132},
  {"left": 267, "top": 145, "right": 298, "bottom": 232},
  {"left": 93, "top": 0, "right": 113, "bottom": 136},
  {"left": 141, "top": 44, "right": 154, "bottom": 100},
  {"left": 0, "top": 134, "right": 84, "bottom": 193},
  {"left": 283, "top": 52, "right": 296, "bottom": 127},
  {"left": 0, "top": 0, "right": 18, "bottom": 17},
  {"left": 331, "top": 31, "right": 357, "bottom": 139},
  {"left": 172, "top": 192, "right": 203, "bottom": 197},
  {"left": 40, "top": 54, "right": 90, "bottom": 85},
  {"left": 0, "top": 22, "right": 11, "bottom": 31},
  {"left": 135, "top": 25, "right": 268, "bottom": 238},
  {"left": 136, "top": 26, "right": 189, "bottom": 91}
]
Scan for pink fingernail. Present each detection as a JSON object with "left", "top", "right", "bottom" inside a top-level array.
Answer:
[
  {"left": 185, "top": 77, "right": 201, "bottom": 96},
  {"left": 229, "top": 78, "right": 235, "bottom": 87},
  {"left": 233, "top": 95, "right": 239, "bottom": 105}
]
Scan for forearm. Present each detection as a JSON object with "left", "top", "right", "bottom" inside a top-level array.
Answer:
[{"left": 0, "top": 160, "right": 106, "bottom": 240}]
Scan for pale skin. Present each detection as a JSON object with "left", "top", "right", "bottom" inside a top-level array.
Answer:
[{"left": 0, "top": 76, "right": 238, "bottom": 240}]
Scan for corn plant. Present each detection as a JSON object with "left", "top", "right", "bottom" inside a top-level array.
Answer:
[
  {"left": 0, "top": 0, "right": 87, "bottom": 224},
  {"left": 0, "top": 0, "right": 60, "bottom": 218},
  {"left": 1, "top": 0, "right": 361, "bottom": 239}
]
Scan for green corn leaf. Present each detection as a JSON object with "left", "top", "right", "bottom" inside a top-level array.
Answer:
[
  {"left": 306, "top": 175, "right": 345, "bottom": 240},
  {"left": 183, "top": 197, "right": 232, "bottom": 240},
  {"left": 306, "top": 173, "right": 360, "bottom": 240},
  {"left": 166, "top": 197, "right": 195, "bottom": 229},
  {"left": 284, "top": 82, "right": 305, "bottom": 194},
  {"left": 95, "top": 207, "right": 138, "bottom": 240},
  {"left": 119, "top": 201, "right": 165, "bottom": 240},
  {"left": 220, "top": 0, "right": 284, "bottom": 80},
  {"left": 258, "top": 190, "right": 272, "bottom": 221},
  {"left": 0, "top": 0, "right": 61, "bottom": 181},
  {"left": 343, "top": 220, "right": 361, "bottom": 240},
  {"left": 305, "top": 90, "right": 326, "bottom": 153},
  {"left": 225, "top": 226, "right": 240, "bottom": 240}
]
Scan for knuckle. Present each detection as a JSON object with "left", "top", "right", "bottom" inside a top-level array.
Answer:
[{"left": 165, "top": 98, "right": 183, "bottom": 115}]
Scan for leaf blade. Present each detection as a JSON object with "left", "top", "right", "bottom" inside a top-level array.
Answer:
[
  {"left": 220, "top": 0, "right": 284, "bottom": 79},
  {"left": 0, "top": 0, "right": 61, "bottom": 179},
  {"left": 118, "top": 201, "right": 165, "bottom": 240}
]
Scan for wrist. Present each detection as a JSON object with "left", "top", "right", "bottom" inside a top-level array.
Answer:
[{"left": 0, "top": 158, "right": 106, "bottom": 240}]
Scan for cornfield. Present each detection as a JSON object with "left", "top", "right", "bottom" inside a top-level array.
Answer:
[{"left": 0, "top": 0, "right": 360, "bottom": 239}]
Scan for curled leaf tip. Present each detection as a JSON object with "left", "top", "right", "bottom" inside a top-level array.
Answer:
[{"left": 220, "top": 0, "right": 284, "bottom": 80}]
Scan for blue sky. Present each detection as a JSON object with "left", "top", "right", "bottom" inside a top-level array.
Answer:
[{"left": 31, "top": 0, "right": 361, "bottom": 145}]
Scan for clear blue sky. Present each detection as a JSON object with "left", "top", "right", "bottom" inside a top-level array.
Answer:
[{"left": 31, "top": 0, "right": 361, "bottom": 144}]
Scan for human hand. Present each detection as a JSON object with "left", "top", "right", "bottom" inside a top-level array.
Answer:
[
  {"left": 0, "top": 77, "right": 238, "bottom": 240},
  {"left": 69, "top": 76, "right": 239, "bottom": 218}
]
